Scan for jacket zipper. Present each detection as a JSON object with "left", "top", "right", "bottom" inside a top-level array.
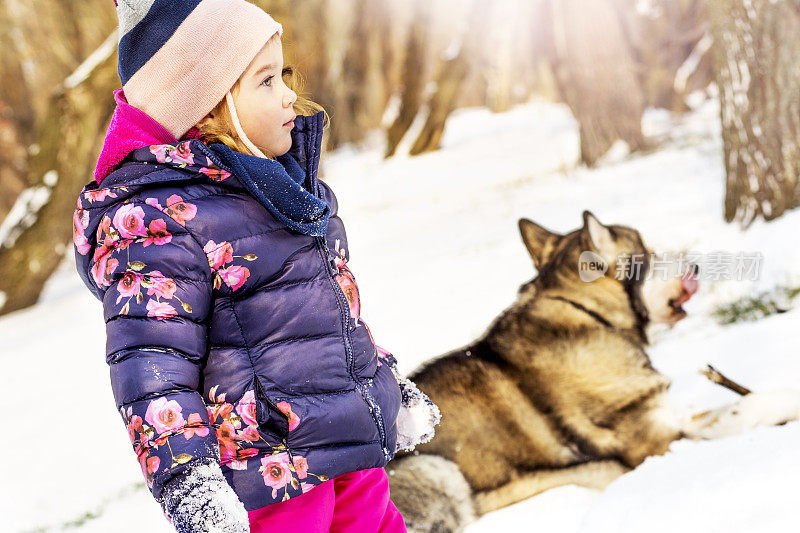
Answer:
[{"left": 315, "top": 235, "right": 391, "bottom": 461}]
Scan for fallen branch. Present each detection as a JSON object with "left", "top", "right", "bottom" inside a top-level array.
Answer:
[{"left": 699, "top": 364, "right": 752, "bottom": 396}]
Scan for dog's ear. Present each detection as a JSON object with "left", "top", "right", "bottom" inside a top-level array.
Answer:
[
  {"left": 519, "top": 218, "right": 559, "bottom": 270},
  {"left": 582, "top": 210, "right": 617, "bottom": 263}
]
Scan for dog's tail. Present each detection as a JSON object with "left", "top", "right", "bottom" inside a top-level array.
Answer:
[{"left": 387, "top": 454, "right": 477, "bottom": 533}]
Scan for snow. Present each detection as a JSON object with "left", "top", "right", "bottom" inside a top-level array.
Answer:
[
  {"left": 2, "top": 96, "right": 799, "bottom": 531},
  {"left": 579, "top": 424, "right": 800, "bottom": 533},
  {"left": 0, "top": 183, "right": 53, "bottom": 249}
]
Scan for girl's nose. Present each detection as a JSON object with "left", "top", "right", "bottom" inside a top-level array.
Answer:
[{"left": 285, "top": 88, "right": 297, "bottom": 108}]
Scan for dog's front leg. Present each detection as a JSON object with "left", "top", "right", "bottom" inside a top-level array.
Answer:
[{"left": 683, "top": 389, "right": 800, "bottom": 440}]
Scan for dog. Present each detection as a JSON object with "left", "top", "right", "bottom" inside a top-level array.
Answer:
[{"left": 387, "top": 210, "right": 772, "bottom": 533}]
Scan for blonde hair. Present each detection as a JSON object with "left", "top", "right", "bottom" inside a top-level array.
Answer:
[{"left": 196, "top": 36, "right": 328, "bottom": 158}]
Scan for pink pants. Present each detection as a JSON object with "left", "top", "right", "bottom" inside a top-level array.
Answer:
[{"left": 248, "top": 467, "right": 407, "bottom": 533}]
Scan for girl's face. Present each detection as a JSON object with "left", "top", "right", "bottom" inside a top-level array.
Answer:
[{"left": 233, "top": 37, "right": 298, "bottom": 157}]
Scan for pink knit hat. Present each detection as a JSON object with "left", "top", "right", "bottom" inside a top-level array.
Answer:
[{"left": 114, "top": 0, "right": 282, "bottom": 139}]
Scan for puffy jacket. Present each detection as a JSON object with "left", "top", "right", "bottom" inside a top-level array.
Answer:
[{"left": 72, "top": 111, "right": 401, "bottom": 511}]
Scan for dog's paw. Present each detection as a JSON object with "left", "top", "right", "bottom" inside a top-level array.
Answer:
[{"left": 684, "top": 389, "right": 800, "bottom": 439}]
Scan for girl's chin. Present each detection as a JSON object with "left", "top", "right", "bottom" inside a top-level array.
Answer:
[
  {"left": 273, "top": 140, "right": 292, "bottom": 157},
  {"left": 278, "top": 135, "right": 293, "bottom": 156},
  {"left": 257, "top": 135, "right": 292, "bottom": 158}
]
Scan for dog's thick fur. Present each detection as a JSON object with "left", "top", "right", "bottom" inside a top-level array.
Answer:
[{"left": 388, "top": 211, "right": 703, "bottom": 532}]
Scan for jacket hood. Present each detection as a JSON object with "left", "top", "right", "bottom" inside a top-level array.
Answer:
[{"left": 94, "top": 89, "right": 179, "bottom": 183}]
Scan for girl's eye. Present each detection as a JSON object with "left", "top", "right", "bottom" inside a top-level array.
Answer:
[{"left": 261, "top": 76, "right": 274, "bottom": 87}]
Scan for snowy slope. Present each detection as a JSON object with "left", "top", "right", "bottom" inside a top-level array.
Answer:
[{"left": 2, "top": 97, "right": 799, "bottom": 532}]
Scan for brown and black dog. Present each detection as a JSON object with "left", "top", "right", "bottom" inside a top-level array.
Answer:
[{"left": 387, "top": 211, "right": 776, "bottom": 533}]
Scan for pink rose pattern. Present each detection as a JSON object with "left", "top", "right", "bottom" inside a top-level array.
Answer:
[
  {"left": 164, "top": 194, "right": 197, "bottom": 226},
  {"left": 121, "top": 401, "right": 210, "bottom": 489},
  {"left": 142, "top": 218, "right": 172, "bottom": 247},
  {"left": 83, "top": 188, "right": 117, "bottom": 203},
  {"left": 74, "top": 145, "right": 326, "bottom": 497},
  {"left": 146, "top": 270, "right": 177, "bottom": 300},
  {"left": 203, "top": 240, "right": 234, "bottom": 270},
  {"left": 77, "top": 200, "right": 198, "bottom": 318},
  {"left": 261, "top": 452, "right": 293, "bottom": 492},
  {"left": 116, "top": 271, "right": 142, "bottom": 303},
  {"left": 73, "top": 206, "right": 91, "bottom": 256},
  {"left": 122, "top": 385, "right": 323, "bottom": 494},
  {"left": 149, "top": 141, "right": 195, "bottom": 166},
  {"left": 292, "top": 456, "right": 308, "bottom": 479},
  {"left": 183, "top": 413, "right": 209, "bottom": 440},
  {"left": 235, "top": 390, "right": 258, "bottom": 426},
  {"left": 112, "top": 204, "right": 148, "bottom": 239},
  {"left": 277, "top": 401, "right": 301, "bottom": 432},
  {"left": 115, "top": 263, "right": 186, "bottom": 319},
  {"left": 218, "top": 265, "right": 250, "bottom": 291},
  {"left": 206, "top": 384, "right": 325, "bottom": 500},
  {"left": 198, "top": 166, "right": 231, "bottom": 181},
  {"left": 145, "top": 141, "right": 230, "bottom": 180},
  {"left": 332, "top": 239, "right": 393, "bottom": 368},
  {"left": 146, "top": 299, "right": 178, "bottom": 320},
  {"left": 332, "top": 239, "right": 361, "bottom": 320},
  {"left": 145, "top": 397, "right": 185, "bottom": 434},
  {"left": 74, "top": 142, "right": 225, "bottom": 257},
  {"left": 204, "top": 240, "right": 256, "bottom": 292}
]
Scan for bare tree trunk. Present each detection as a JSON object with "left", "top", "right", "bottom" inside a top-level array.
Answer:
[
  {"left": 547, "top": 0, "right": 648, "bottom": 166},
  {"left": 707, "top": 0, "right": 800, "bottom": 226},
  {"left": 0, "top": 0, "right": 116, "bottom": 230},
  {"left": 621, "top": 0, "right": 711, "bottom": 112},
  {"left": 408, "top": 48, "right": 470, "bottom": 156},
  {"left": 0, "top": 36, "right": 119, "bottom": 316},
  {"left": 485, "top": 2, "right": 517, "bottom": 113},
  {"left": 0, "top": 3, "right": 45, "bottom": 221},
  {"left": 385, "top": 7, "right": 427, "bottom": 158},
  {"left": 408, "top": 0, "right": 487, "bottom": 156},
  {"left": 0, "top": 7, "right": 31, "bottom": 218}
]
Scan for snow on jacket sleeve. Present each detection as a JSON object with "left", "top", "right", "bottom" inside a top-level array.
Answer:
[{"left": 94, "top": 201, "right": 218, "bottom": 500}]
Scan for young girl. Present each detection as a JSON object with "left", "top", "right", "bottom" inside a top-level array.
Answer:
[{"left": 73, "top": 1, "right": 438, "bottom": 531}]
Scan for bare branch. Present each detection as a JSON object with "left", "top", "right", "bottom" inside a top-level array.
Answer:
[{"left": 699, "top": 364, "right": 752, "bottom": 396}]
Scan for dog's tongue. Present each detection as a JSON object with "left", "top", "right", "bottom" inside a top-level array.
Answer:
[
  {"left": 673, "top": 270, "right": 700, "bottom": 306},
  {"left": 682, "top": 270, "right": 699, "bottom": 296}
]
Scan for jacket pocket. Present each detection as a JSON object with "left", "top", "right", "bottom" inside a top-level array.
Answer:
[{"left": 254, "top": 376, "right": 290, "bottom": 440}]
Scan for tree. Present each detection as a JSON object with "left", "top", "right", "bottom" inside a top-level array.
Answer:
[
  {"left": 707, "top": 0, "right": 800, "bottom": 225},
  {"left": 546, "top": 0, "right": 648, "bottom": 166},
  {"left": 0, "top": 0, "right": 119, "bottom": 316},
  {"left": 620, "top": 0, "right": 713, "bottom": 112},
  {"left": 408, "top": 0, "right": 488, "bottom": 156},
  {"left": 385, "top": 3, "right": 428, "bottom": 158}
]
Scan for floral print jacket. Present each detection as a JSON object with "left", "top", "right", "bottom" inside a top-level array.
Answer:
[{"left": 73, "top": 112, "right": 401, "bottom": 511}]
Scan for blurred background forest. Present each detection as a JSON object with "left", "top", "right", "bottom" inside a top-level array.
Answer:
[{"left": 0, "top": 0, "right": 799, "bottom": 317}]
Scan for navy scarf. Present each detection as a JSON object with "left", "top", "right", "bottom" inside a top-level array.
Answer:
[{"left": 209, "top": 144, "right": 330, "bottom": 236}]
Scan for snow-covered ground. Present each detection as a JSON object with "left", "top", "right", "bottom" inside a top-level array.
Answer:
[{"left": 2, "top": 97, "right": 799, "bottom": 532}]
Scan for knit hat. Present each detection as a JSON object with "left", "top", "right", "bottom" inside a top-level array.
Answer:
[{"left": 114, "top": 0, "right": 282, "bottom": 139}]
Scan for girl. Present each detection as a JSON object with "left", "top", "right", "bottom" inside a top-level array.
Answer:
[{"left": 73, "top": 1, "right": 438, "bottom": 531}]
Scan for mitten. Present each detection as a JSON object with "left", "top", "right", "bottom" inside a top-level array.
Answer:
[
  {"left": 161, "top": 459, "right": 250, "bottom": 533},
  {"left": 384, "top": 354, "right": 442, "bottom": 452}
]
